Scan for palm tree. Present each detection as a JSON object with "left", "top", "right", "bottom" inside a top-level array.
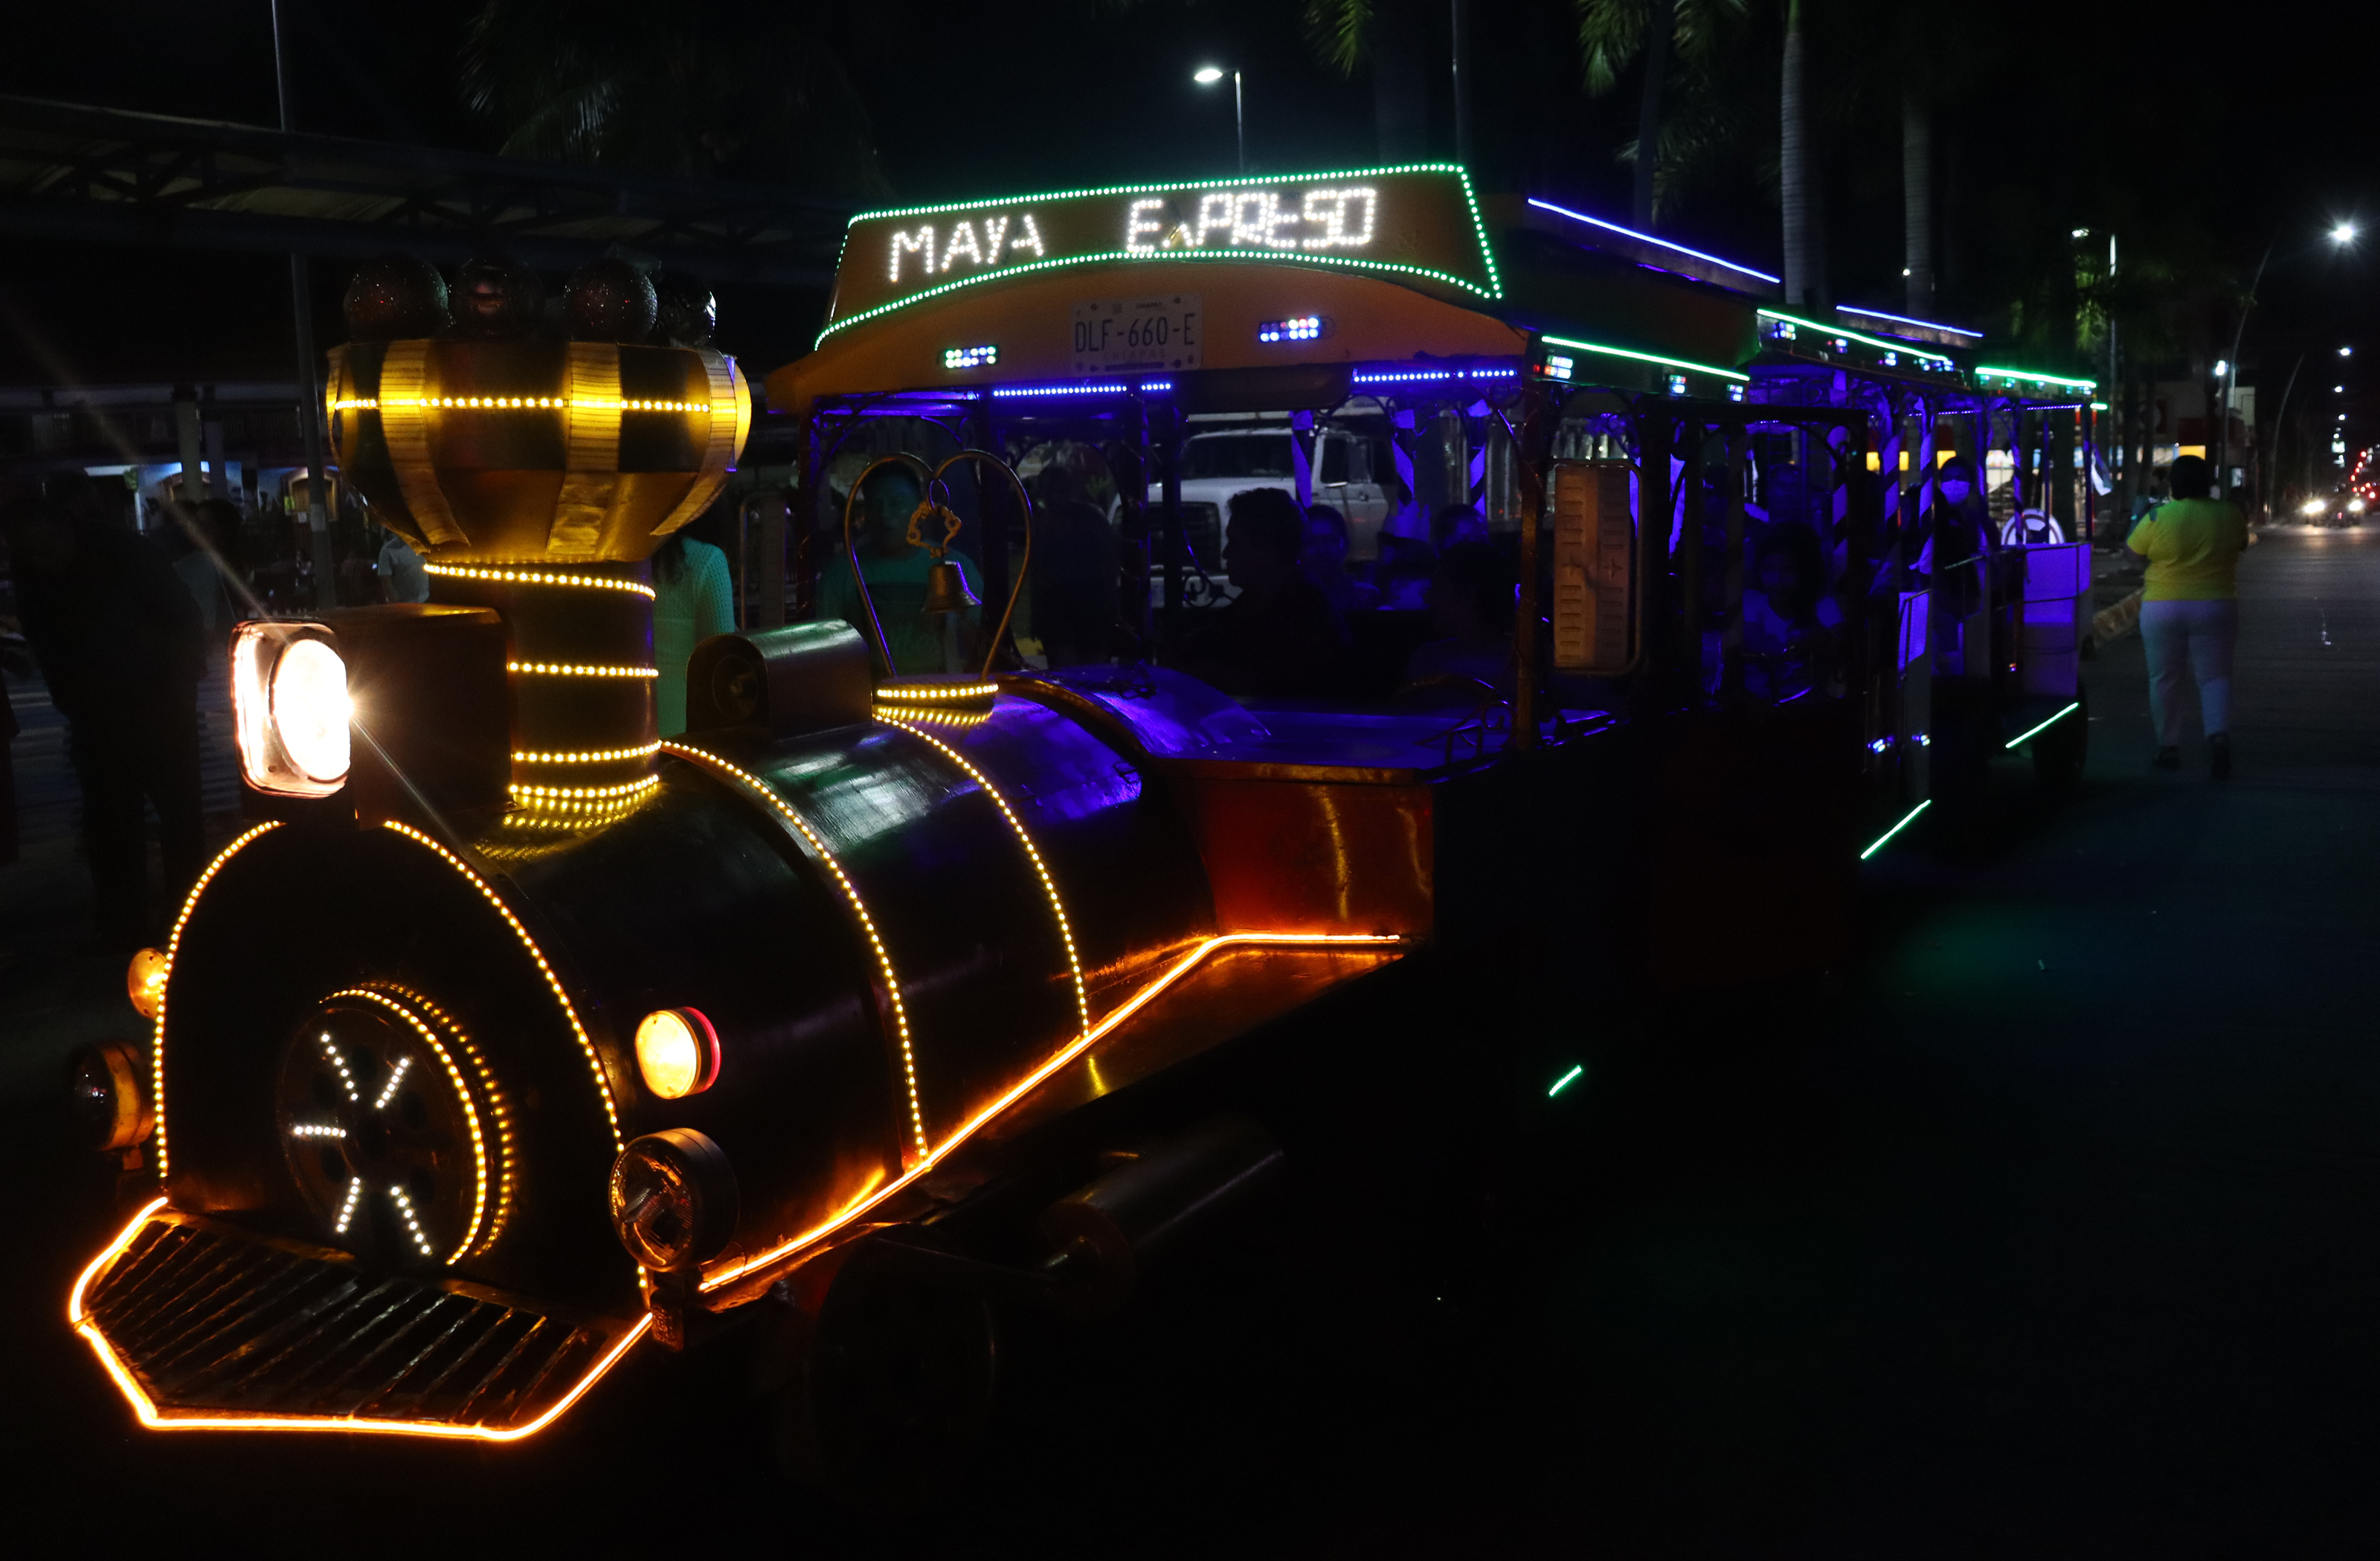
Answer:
[
  {"left": 1304, "top": 0, "right": 1434, "bottom": 163},
  {"left": 459, "top": 0, "right": 891, "bottom": 195},
  {"left": 1577, "top": 0, "right": 1749, "bottom": 229}
]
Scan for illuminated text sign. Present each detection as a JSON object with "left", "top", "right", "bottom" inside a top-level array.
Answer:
[{"left": 823, "top": 164, "right": 1498, "bottom": 341}]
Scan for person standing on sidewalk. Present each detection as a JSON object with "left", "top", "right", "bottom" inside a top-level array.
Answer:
[
  {"left": 2126, "top": 454, "right": 2249, "bottom": 777},
  {"left": 3, "top": 491, "right": 206, "bottom": 948}
]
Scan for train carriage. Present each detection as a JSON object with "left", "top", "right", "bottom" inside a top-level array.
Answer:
[{"left": 62, "top": 162, "right": 2100, "bottom": 1479}]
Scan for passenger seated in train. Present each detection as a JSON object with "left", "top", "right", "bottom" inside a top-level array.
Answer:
[
  {"left": 1164, "top": 487, "right": 1351, "bottom": 700},
  {"left": 1403, "top": 540, "right": 1516, "bottom": 699},
  {"left": 817, "top": 463, "right": 981, "bottom": 675},
  {"left": 1741, "top": 521, "right": 1844, "bottom": 701},
  {"left": 1301, "top": 503, "right": 1382, "bottom": 615},
  {"left": 1374, "top": 533, "right": 1435, "bottom": 611},
  {"left": 1029, "top": 465, "right": 1119, "bottom": 669}
]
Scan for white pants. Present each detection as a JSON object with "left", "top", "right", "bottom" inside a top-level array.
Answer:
[{"left": 2140, "top": 598, "right": 2238, "bottom": 745}]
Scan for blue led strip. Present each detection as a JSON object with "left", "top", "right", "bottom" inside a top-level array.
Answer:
[
  {"left": 989, "top": 379, "right": 1172, "bottom": 399},
  {"left": 1525, "top": 197, "right": 1781, "bottom": 285},
  {"left": 1836, "top": 303, "right": 1982, "bottom": 338},
  {"left": 820, "top": 164, "right": 1502, "bottom": 347}
]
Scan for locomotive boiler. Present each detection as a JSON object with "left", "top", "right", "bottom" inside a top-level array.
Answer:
[{"left": 62, "top": 260, "right": 1542, "bottom": 1475}]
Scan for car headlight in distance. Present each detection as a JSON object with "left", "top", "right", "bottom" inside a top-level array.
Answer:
[
  {"left": 231, "top": 622, "right": 350, "bottom": 796},
  {"left": 609, "top": 1129, "right": 739, "bottom": 1271},
  {"left": 634, "top": 1008, "right": 721, "bottom": 1099}
]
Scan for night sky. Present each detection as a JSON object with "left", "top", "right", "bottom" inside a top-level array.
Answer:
[{"left": 0, "top": 0, "right": 2371, "bottom": 416}]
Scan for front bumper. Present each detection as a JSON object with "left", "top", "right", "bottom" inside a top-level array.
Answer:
[{"left": 70, "top": 1201, "right": 647, "bottom": 1439}]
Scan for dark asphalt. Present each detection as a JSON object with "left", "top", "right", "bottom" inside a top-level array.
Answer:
[{"left": 4, "top": 528, "right": 2375, "bottom": 1556}]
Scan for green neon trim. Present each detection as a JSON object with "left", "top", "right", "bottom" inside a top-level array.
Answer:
[
  {"left": 1858, "top": 797, "right": 1932, "bottom": 861},
  {"left": 1760, "top": 308, "right": 1952, "bottom": 361},
  {"left": 820, "top": 247, "right": 1499, "bottom": 347},
  {"left": 849, "top": 161, "right": 1475, "bottom": 225},
  {"left": 1541, "top": 333, "right": 1749, "bottom": 383},
  {"left": 1975, "top": 364, "right": 2099, "bottom": 390},
  {"left": 1548, "top": 1063, "right": 1586, "bottom": 1098},
  {"left": 820, "top": 164, "right": 1501, "bottom": 347},
  {"left": 2003, "top": 701, "right": 2080, "bottom": 750}
]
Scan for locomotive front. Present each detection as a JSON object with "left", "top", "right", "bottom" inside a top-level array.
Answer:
[{"left": 65, "top": 265, "right": 1402, "bottom": 1443}]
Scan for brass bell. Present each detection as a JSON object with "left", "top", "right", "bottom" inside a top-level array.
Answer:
[{"left": 920, "top": 559, "right": 980, "bottom": 617}]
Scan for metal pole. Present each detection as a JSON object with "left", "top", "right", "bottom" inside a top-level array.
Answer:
[
  {"left": 1233, "top": 71, "right": 1246, "bottom": 176},
  {"left": 2215, "top": 242, "right": 2273, "bottom": 500},
  {"left": 273, "top": 0, "right": 338, "bottom": 614},
  {"left": 1451, "top": 0, "right": 1473, "bottom": 169}
]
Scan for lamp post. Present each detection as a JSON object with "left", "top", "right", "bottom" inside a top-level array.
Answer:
[
  {"left": 271, "top": 0, "right": 338, "bottom": 612},
  {"left": 2212, "top": 222, "right": 2360, "bottom": 502},
  {"left": 1194, "top": 65, "right": 1244, "bottom": 176}
]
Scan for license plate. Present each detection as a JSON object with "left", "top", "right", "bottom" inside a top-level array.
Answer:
[{"left": 1072, "top": 295, "right": 1202, "bottom": 374}]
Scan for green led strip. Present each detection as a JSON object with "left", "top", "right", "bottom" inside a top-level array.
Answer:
[
  {"left": 820, "top": 164, "right": 1502, "bottom": 347},
  {"left": 1542, "top": 332, "right": 1749, "bottom": 384},
  {"left": 1760, "top": 308, "right": 1952, "bottom": 361},
  {"left": 1975, "top": 364, "right": 2099, "bottom": 390},
  {"left": 1858, "top": 797, "right": 1932, "bottom": 861},
  {"left": 2003, "top": 701, "right": 2080, "bottom": 750},
  {"left": 850, "top": 161, "right": 1479, "bottom": 225}
]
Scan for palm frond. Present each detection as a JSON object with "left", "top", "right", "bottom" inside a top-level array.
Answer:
[
  {"left": 1575, "top": 0, "right": 1651, "bottom": 97},
  {"left": 1303, "top": 0, "right": 1377, "bottom": 75}
]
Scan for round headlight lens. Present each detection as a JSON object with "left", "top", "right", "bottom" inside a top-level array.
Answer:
[
  {"left": 635, "top": 1007, "right": 718, "bottom": 1099},
  {"left": 271, "top": 637, "right": 351, "bottom": 783}
]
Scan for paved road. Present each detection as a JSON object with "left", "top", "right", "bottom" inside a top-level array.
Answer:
[{"left": 4, "top": 530, "right": 2374, "bottom": 1555}]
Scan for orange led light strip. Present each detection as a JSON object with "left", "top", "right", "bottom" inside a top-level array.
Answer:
[
  {"left": 875, "top": 704, "right": 990, "bottom": 730},
  {"left": 151, "top": 821, "right": 283, "bottom": 1177},
  {"left": 341, "top": 396, "right": 710, "bottom": 413},
  {"left": 663, "top": 742, "right": 930, "bottom": 1159},
  {"left": 507, "top": 661, "right": 660, "bottom": 679},
  {"left": 699, "top": 930, "right": 1406, "bottom": 1293},
  {"left": 423, "top": 564, "right": 657, "bottom": 600},
  {"left": 325, "top": 988, "right": 495, "bottom": 1264},
  {"left": 875, "top": 681, "right": 1000, "bottom": 704},
  {"left": 511, "top": 742, "right": 663, "bottom": 765},
  {"left": 367, "top": 983, "right": 517, "bottom": 1252},
  {"left": 69, "top": 1200, "right": 651, "bottom": 1441},
  {"left": 512, "top": 776, "right": 660, "bottom": 802},
  {"left": 879, "top": 713, "right": 1087, "bottom": 1035},
  {"left": 380, "top": 823, "right": 623, "bottom": 1150}
]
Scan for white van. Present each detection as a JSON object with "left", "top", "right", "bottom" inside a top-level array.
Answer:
[{"left": 1136, "top": 425, "right": 1396, "bottom": 580}]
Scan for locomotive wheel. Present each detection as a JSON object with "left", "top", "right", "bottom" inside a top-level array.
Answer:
[
  {"left": 771, "top": 1243, "right": 998, "bottom": 1500},
  {"left": 2031, "top": 687, "right": 2090, "bottom": 793}
]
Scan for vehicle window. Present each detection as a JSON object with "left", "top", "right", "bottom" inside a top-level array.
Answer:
[
  {"left": 1183, "top": 434, "right": 1296, "bottom": 480},
  {"left": 1344, "top": 437, "right": 1372, "bottom": 484},
  {"left": 1318, "top": 437, "right": 1348, "bottom": 486}
]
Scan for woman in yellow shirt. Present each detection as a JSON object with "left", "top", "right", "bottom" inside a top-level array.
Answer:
[{"left": 2125, "top": 454, "right": 2248, "bottom": 777}]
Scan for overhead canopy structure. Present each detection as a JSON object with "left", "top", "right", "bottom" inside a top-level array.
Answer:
[
  {"left": 771, "top": 164, "right": 1768, "bottom": 416},
  {"left": 768, "top": 161, "right": 2092, "bottom": 416},
  {"left": 0, "top": 94, "right": 847, "bottom": 286}
]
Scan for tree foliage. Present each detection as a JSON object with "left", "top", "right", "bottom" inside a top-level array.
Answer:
[{"left": 459, "top": 0, "right": 890, "bottom": 195}]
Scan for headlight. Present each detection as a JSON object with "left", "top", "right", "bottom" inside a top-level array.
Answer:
[
  {"left": 68, "top": 1040, "right": 151, "bottom": 1152},
  {"left": 634, "top": 1008, "right": 720, "bottom": 1099},
  {"left": 231, "top": 622, "right": 350, "bottom": 796},
  {"left": 609, "top": 1129, "right": 739, "bottom": 1271}
]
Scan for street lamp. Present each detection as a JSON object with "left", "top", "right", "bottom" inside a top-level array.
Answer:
[
  {"left": 2332, "top": 222, "right": 2360, "bottom": 247},
  {"left": 1194, "top": 65, "right": 1244, "bottom": 176}
]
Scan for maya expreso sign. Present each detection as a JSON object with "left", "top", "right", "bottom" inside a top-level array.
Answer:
[{"left": 820, "top": 164, "right": 1502, "bottom": 341}]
